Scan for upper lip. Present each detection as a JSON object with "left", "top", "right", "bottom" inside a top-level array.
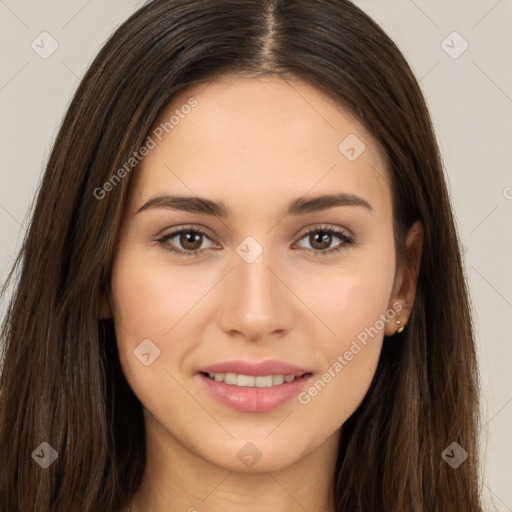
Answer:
[{"left": 198, "top": 359, "right": 312, "bottom": 377}]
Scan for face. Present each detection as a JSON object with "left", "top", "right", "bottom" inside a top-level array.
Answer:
[{"left": 106, "top": 74, "right": 414, "bottom": 474}]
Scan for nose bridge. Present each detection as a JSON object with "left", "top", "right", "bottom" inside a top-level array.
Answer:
[
  {"left": 234, "top": 234, "right": 281, "bottom": 312},
  {"left": 218, "top": 234, "right": 293, "bottom": 338}
]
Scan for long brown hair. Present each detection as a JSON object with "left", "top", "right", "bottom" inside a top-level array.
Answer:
[{"left": 0, "top": 1, "right": 483, "bottom": 510}]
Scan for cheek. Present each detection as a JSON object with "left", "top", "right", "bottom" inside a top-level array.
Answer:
[
  {"left": 296, "top": 243, "right": 396, "bottom": 349},
  {"left": 108, "top": 246, "right": 213, "bottom": 408},
  {"left": 292, "top": 247, "right": 395, "bottom": 424},
  {"left": 110, "top": 244, "right": 206, "bottom": 336},
  {"left": 108, "top": 245, "right": 205, "bottom": 379}
]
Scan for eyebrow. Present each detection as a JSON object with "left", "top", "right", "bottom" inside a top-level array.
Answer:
[{"left": 136, "top": 192, "right": 373, "bottom": 217}]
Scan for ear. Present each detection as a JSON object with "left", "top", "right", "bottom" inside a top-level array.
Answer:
[
  {"left": 99, "top": 292, "right": 112, "bottom": 319},
  {"left": 385, "top": 220, "right": 423, "bottom": 336}
]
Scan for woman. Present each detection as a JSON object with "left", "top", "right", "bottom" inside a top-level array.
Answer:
[{"left": 0, "top": 1, "right": 484, "bottom": 511}]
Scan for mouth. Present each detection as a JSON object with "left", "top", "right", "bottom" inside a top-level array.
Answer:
[{"left": 196, "top": 361, "right": 314, "bottom": 412}]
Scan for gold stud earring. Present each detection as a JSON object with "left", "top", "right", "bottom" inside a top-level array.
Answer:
[{"left": 396, "top": 319, "right": 405, "bottom": 334}]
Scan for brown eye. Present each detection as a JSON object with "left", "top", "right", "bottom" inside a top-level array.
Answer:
[
  {"left": 309, "top": 231, "right": 334, "bottom": 251},
  {"left": 157, "top": 227, "right": 215, "bottom": 256},
  {"left": 178, "top": 231, "right": 203, "bottom": 251},
  {"left": 296, "top": 226, "right": 354, "bottom": 256}
]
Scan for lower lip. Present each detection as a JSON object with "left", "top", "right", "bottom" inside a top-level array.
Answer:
[{"left": 198, "top": 373, "right": 313, "bottom": 413}]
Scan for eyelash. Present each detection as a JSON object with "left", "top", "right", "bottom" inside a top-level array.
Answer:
[{"left": 155, "top": 225, "right": 355, "bottom": 258}]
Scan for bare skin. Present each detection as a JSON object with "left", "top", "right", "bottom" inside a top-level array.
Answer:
[{"left": 103, "top": 73, "right": 423, "bottom": 512}]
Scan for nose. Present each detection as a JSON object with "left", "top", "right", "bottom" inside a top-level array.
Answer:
[{"left": 216, "top": 239, "right": 296, "bottom": 342}]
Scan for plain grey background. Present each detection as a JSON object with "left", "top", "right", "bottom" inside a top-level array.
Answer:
[{"left": 0, "top": 0, "right": 511, "bottom": 510}]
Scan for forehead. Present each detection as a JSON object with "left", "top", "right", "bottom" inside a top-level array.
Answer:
[{"left": 128, "top": 74, "right": 391, "bottom": 218}]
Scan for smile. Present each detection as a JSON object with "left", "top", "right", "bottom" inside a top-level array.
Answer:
[
  {"left": 197, "top": 371, "right": 313, "bottom": 413},
  {"left": 203, "top": 372, "right": 301, "bottom": 387}
]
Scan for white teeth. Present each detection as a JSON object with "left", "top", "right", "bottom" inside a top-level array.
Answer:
[
  {"left": 273, "top": 375, "right": 284, "bottom": 385},
  {"left": 224, "top": 373, "right": 238, "bottom": 385},
  {"left": 238, "top": 375, "right": 255, "bottom": 387},
  {"left": 205, "top": 372, "right": 299, "bottom": 387},
  {"left": 255, "top": 375, "right": 273, "bottom": 388}
]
